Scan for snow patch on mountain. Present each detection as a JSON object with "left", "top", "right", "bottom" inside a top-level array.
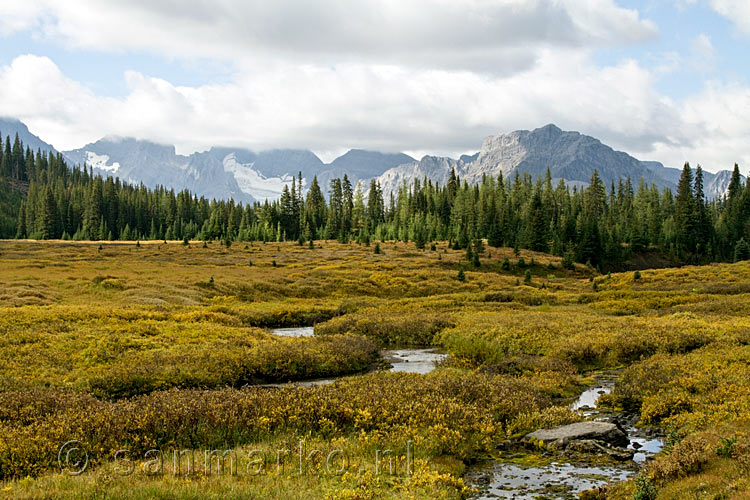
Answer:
[
  {"left": 222, "top": 153, "right": 294, "bottom": 202},
  {"left": 85, "top": 151, "right": 120, "bottom": 173}
]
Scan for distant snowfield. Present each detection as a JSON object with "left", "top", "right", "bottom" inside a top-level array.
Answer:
[
  {"left": 222, "top": 153, "right": 293, "bottom": 202},
  {"left": 86, "top": 151, "right": 120, "bottom": 173}
]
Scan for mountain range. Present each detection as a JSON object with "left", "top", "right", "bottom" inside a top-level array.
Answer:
[{"left": 0, "top": 117, "right": 740, "bottom": 202}]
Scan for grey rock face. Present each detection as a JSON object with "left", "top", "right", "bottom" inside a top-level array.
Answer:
[
  {"left": 463, "top": 124, "right": 674, "bottom": 190},
  {"left": 653, "top": 164, "right": 742, "bottom": 200},
  {"left": 64, "top": 138, "right": 255, "bottom": 204},
  {"left": 372, "top": 124, "right": 742, "bottom": 201},
  {"left": 526, "top": 421, "right": 629, "bottom": 449},
  {"left": 375, "top": 155, "right": 469, "bottom": 199},
  {"left": 328, "top": 149, "right": 414, "bottom": 180},
  {"left": 63, "top": 137, "right": 415, "bottom": 203}
]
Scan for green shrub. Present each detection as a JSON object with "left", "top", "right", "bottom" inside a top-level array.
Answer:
[
  {"left": 634, "top": 474, "right": 657, "bottom": 500},
  {"left": 561, "top": 251, "right": 574, "bottom": 270},
  {"left": 472, "top": 252, "right": 480, "bottom": 268},
  {"left": 717, "top": 435, "right": 738, "bottom": 458}
]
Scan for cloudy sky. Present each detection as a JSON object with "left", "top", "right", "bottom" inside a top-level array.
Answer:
[{"left": 0, "top": 0, "right": 748, "bottom": 172}]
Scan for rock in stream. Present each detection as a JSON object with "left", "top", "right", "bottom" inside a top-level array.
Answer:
[{"left": 525, "top": 421, "right": 630, "bottom": 449}]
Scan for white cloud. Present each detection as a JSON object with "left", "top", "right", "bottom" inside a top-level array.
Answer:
[
  {"left": 688, "top": 33, "right": 715, "bottom": 73},
  {"left": 655, "top": 81, "right": 750, "bottom": 172},
  {"left": 0, "top": 0, "right": 657, "bottom": 73},
  {"left": 707, "top": 0, "right": 750, "bottom": 36},
  {"left": 692, "top": 33, "right": 714, "bottom": 56},
  {"left": 0, "top": 1, "right": 45, "bottom": 36},
  {"left": 1, "top": 50, "right": 747, "bottom": 174},
  {"left": 0, "top": 2, "right": 747, "bottom": 176}
]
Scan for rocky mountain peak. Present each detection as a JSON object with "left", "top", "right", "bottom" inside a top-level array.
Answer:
[{"left": 0, "top": 117, "right": 742, "bottom": 204}]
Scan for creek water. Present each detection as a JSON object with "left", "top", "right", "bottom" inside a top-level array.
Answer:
[
  {"left": 265, "top": 326, "right": 446, "bottom": 386},
  {"left": 466, "top": 374, "right": 664, "bottom": 499},
  {"left": 381, "top": 348, "right": 447, "bottom": 374},
  {"left": 269, "top": 326, "right": 316, "bottom": 337},
  {"left": 266, "top": 328, "right": 663, "bottom": 496}
]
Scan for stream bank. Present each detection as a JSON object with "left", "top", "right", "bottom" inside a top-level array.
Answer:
[{"left": 466, "top": 371, "right": 664, "bottom": 499}]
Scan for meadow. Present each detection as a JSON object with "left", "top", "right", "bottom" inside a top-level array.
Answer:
[{"left": 0, "top": 239, "right": 748, "bottom": 499}]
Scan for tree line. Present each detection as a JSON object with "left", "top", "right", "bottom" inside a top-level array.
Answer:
[{"left": 2, "top": 133, "right": 749, "bottom": 269}]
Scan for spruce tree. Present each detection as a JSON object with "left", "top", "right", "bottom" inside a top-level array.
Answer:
[
  {"left": 5, "top": 128, "right": 750, "bottom": 269},
  {"left": 735, "top": 238, "right": 750, "bottom": 262},
  {"left": 39, "top": 187, "right": 57, "bottom": 239},
  {"left": 414, "top": 226, "right": 427, "bottom": 250},
  {"left": 456, "top": 267, "right": 466, "bottom": 282},
  {"left": 528, "top": 188, "right": 548, "bottom": 252},
  {"left": 674, "top": 162, "right": 696, "bottom": 257},
  {"left": 693, "top": 165, "right": 710, "bottom": 257},
  {"left": 15, "top": 201, "right": 26, "bottom": 239},
  {"left": 487, "top": 220, "right": 502, "bottom": 247}
]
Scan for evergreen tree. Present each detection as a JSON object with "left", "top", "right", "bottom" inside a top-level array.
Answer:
[
  {"left": 528, "top": 188, "right": 548, "bottom": 252},
  {"left": 694, "top": 165, "right": 711, "bottom": 257},
  {"left": 341, "top": 175, "right": 353, "bottom": 239},
  {"left": 352, "top": 181, "right": 366, "bottom": 233},
  {"left": 326, "top": 178, "right": 343, "bottom": 240},
  {"left": 305, "top": 176, "right": 326, "bottom": 238},
  {"left": 39, "top": 187, "right": 57, "bottom": 239},
  {"left": 456, "top": 267, "right": 466, "bottom": 282},
  {"left": 367, "top": 179, "right": 384, "bottom": 229},
  {"left": 735, "top": 238, "right": 750, "bottom": 262},
  {"left": 2, "top": 130, "right": 749, "bottom": 270},
  {"left": 15, "top": 200, "right": 26, "bottom": 239},
  {"left": 674, "top": 162, "right": 696, "bottom": 257}
]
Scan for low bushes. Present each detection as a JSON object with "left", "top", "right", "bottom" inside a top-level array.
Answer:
[
  {"left": 0, "top": 305, "right": 378, "bottom": 398},
  {"left": 315, "top": 307, "right": 452, "bottom": 346},
  {"left": 439, "top": 307, "right": 721, "bottom": 370},
  {"left": 0, "top": 370, "right": 570, "bottom": 480},
  {"left": 603, "top": 344, "right": 750, "bottom": 431}
]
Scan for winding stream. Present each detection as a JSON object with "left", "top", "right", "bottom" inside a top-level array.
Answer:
[
  {"left": 467, "top": 374, "right": 664, "bottom": 499},
  {"left": 264, "top": 326, "right": 447, "bottom": 386},
  {"left": 267, "top": 328, "right": 662, "bottom": 497}
]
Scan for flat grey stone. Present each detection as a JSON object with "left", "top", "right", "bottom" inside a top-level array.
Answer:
[{"left": 526, "top": 421, "right": 629, "bottom": 448}]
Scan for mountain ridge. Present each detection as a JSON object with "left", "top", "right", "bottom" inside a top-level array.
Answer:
[
  {"left": 0, "top": 117, "right": 741, "bottom": 202},
  {"left": 0, "top": 117, "right": 58, "bottom": 155},
  {"left": 373, "top": 124, "right": 735, "bottom": 200}
]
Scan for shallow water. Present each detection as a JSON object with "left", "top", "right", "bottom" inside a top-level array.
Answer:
[
  {"left": 472, "top": 462, "right": 632, "bottom": 499},
  {"left": 382, "top": 348, "right": 447, "bottom": 374},
  {"left": 468, "top": 374, "right": 664, "bottom": 499},
  {"left": 629, "top": 433, "right": 664, "bottom": 463},
  {"left": 570, "top": 385, "right": 612, "bottom": 414},
  {"left": 262, "top": 328, "right": 445, "bottom": 386},
  {"left": 269, "top": 326, "right": 315, "bottom": 337},
  {"left": 568, "top": 378, "right": 663, "bottom": 464}
]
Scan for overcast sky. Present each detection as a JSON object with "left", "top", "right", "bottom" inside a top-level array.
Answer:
[{"left": 0, "top": 0, "right": 748, "bottom": 172}]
